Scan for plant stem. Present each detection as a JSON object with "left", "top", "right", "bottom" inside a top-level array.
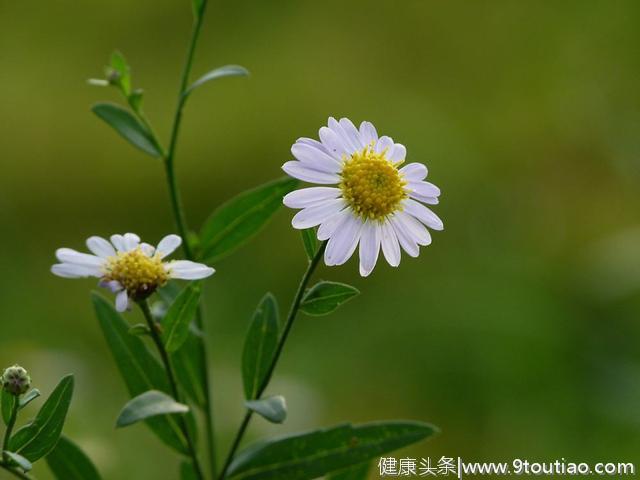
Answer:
[
  {"left": 138, "top": 300, "right": 205, "bottom": 480},
  {"left": 161, "top": 2, "right": 218, "bottom": 477},
  {"left": 218, "top": 242, "right": 327, "bottom": 480},
  {"left": 0, "top": 463, "right": 33, "bottom": 480}
]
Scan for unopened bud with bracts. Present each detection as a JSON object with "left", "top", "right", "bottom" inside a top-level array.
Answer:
[{"left": 2, "top": 365, "right": 31, "bottom": 396}]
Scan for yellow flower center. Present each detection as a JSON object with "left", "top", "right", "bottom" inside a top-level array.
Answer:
[
  {"left": 340, "top": 145, "right": 407, "bottom": 220},
  {"left": 103, "top": 248, "right": 169, "bottom": 299}
]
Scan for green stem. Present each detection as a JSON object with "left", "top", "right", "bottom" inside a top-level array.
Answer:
[
  {"left": 2, "top": 395, "right": 18, "bottom": 454},
  {"left": 0, "top": 463, "right": 33, "bottom": 480},
  {"left": 138, "top": 301, "right": 205, "bottom": 480},
  {"left": 218, "top": 242, "right": 327, "bottom": 480},
  {"left": 161, "top": 2, "right": 218, "bottom": 478}
]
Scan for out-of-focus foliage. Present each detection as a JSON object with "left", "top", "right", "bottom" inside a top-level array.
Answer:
[{"left": 1, "top": 0, "right": 640, "bottom": 478}]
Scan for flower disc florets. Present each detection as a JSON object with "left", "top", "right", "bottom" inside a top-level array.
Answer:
[
  {"left": 2, "top": 365, "right": 31, "bottom": 396},
  {"left": 103, "top": 248, "right": 169, "bottom": 300},
  {"left": 340, "top": 145, "right": 407, "bottom": 220}
]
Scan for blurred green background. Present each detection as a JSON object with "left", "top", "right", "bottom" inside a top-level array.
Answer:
[{"left": 2, "top": 0, "right": 640, "bottom": 478}]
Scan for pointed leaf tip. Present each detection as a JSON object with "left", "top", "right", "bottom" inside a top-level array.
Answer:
[
  {"left": 92, "top": 103, "right": 161, "bottom": 157},
  {"left": 116, "top": 390, "right": 189, "bottom": 428},
  {"left": 245, "top": 395, "right": 287, "bottom": 424}
]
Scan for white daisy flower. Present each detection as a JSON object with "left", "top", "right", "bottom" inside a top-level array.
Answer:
[
  {"left": 282, "top": 117, "right": 443, "bottom": 277},
  {"left": 51, "top": 233, "right": 214, "bottom": 312}
]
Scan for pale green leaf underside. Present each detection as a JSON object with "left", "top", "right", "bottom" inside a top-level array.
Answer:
[
  {"left": 4, "top": 451, "right": 32, "bottom": 472},
  {"left": 245, "top": 395, "right": 287, "bottom": 424},
  {"left": 116, "top": 390, "right": 189, "bottom": 428},
  {"left": 185, "top": 65, "right": 249, "bottom": 98}
]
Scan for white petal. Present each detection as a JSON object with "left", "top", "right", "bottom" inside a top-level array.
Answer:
[
  {"left": 123, "top": 233, "right": 141, "bottom": 251},
  {"left": 156, "top": 234, "right": 182, "bottom": 259},
  {"left": 51, "top": 263, "right": 99, "bottom": 278},
  {"left": 296, "top": 137, "right": 332, "bottom": 156},
  {"left": 328, "top": 117, "right": 359, "bottom": 154},
  {"left": 403, "top": 199, "right": 444, "bottom": 231},
  {"left": 319, "top": 127, "right": 350, "bottom": 160},
  {"left": 110, "top": 234, "right": 126, "bottom": 252},
  {"left": 380, "top": 221, "right": 401, "bottom": 267},
  {"left": 375, "top": 136, "right": 394, "bottom": 155},
  {"left": 99, "top": 280, "right": 123, "bottom": 293},
  {"left": 339, "top": 118, "right": 364, "bottom": 149},
  {"left": 388, "top": 143, "right": 406, "bottom": 164},
  {"left": 399, "top": 162, "right": 428, "bottom": 181},
  {"left": 55, "top": 248, "right": 104, "bottom": 267},
  {"left": 396, "top": 211, "right": 432, "bottom": 246},
  {"left": 168, "top": 260, "right": 215, "bottom": 280},
  {"left": 86, "top": 236, "right": 116, "bottom": 258},
  {"left": 324, "top": 212, "right": 363, "bottom": 266},
  {"left": 283, "top": 187, "right": 342, "bottom": 209},
  {"left": 140, "top": 243, "right": 156, "bottom": 257},
  {"left": 291, "top": 198, "right": 346, "bottom": 229},
  {"left": 115, "top": 290, "right": 129, "bottom": 312},
  {"left": 317, "top": 208, "right": 351, "bottom": 241},
  {"left": 406, "top": 181, "right": 441, "bottom": 198},
  {"left": 291, "top": 143, "right": 341, "bottom": 173},
  {"left": 409, "top": 192, "right": 439, "bottom": 205},
  {"left": 359, "top": 121, "right": 378, "bottom": 145},
  {"left": 282, "top": 161, "right": 339, "bottom": 184},
  {"left": 358, "top": 221, "right": 381, "bottom": 277},
  {"left": 390, "top": 215, "right": 419, "bottom": 257}
]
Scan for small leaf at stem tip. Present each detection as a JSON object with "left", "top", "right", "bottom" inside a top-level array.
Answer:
[
  {"left": 92, "top": 103, "right": 161, "bottom": 157},
  {"left": 300, "top": 281, "right": 360, "bottom": 316},
  {"left": 245, "top": 395, "right": 287, "bottom": 424},
  {"left": 109, "top": 50, "right": 131, "bottom": 96},
  {"left": 128, "top": 323, "right": 150, "bottom": 336},
  {"left": 199, "top": 177, "right": 299, "bottom": 263},
  {"left": 18, "top": 389, "right": 40, "bottom": 410},
  {"left": 300, "top": 228, "right": 318, "bottom": 260},
  {"left": 116, "top": 390, "right": 189, "bottom": 428},
  {"left": 185, "top": 65, "right": 250, "bottom": 98},
  {"left": 9, "top": 375, "right": 74, "bottom": 462},
  {"left": 162, "top": 284, "right": 202, "bottom": 353},
  {"left": 4, "top": 451, "right": 32, "bottom": 472},
  {"left": 46, "top": 436, "right": 102, "bottom": 480},
  {"left": 227, "top": 420, "right": 438, "bottom": 480}
]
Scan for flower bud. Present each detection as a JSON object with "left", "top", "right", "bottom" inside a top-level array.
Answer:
[{"left": 2, "top": 365, "right": 31, "bottom": 396}]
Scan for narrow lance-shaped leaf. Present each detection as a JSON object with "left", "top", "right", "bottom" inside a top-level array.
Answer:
[
  {"left": 181, "top": 460, "right": 198, "bottom": 480},
  {"left": 116, "top": 390, "right": 189, "bottom": 428},
  {"left": 185, "top": 65, "right": 250, "bottom": 98},
  {"left": 242, "top": 294, "right": 279, "bottom": 399},
  {"left": 227, "top": 421, "right": 438, "bottom": 480},
  {"left": 4, "top": 451, "right": 32, "bottom": 472},
  {"left": 9, "top": 375, "right": 74, "bottom": 462},
  {"left": 245, "top": 396, "right": 287, "bottom": 424},
  {"left": 200, "top": 177, "right": 299, "bottom": 263},
  {"left": 300, "top": 282, "right": 360, "bottom": 316},
  {"left": 300, "top": 228, "right": 318, "bottom": 260},
  {"left": 162, "top": 284, "right": 201, "bottom": 353},
  {"left": 1, "top": 389, "right": 14, "bottom": 425},
  {"left": 46, "top": 436, "right": 102, "bottom": 480},
  {"left": 92, "top": 103, "right": 161, "bottom": 157},
  {"left": 92, "top": 293, "right": 188, "bottom": 454}
]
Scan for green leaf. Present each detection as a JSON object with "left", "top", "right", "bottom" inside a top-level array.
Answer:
[
  {"left": 92, "top": 293, "right": 188, "bottom": 454},
  {"left": 92, "top": 103, "right": 161, "bottom": 157},
  {"left": 19, "top": 389, "right": 41, "bottom": 410},
  {"left": 9, "top": 375, "right": 74, "bottom": 462},
  {"left": 227, "top": 421, "right": 438, "bottom": 480},
  {"left": 116, "top": 390, "right": 189, "bottom": 428},
  {"left": 327, "top": 462, "right": 371, "bottom": 480},
  {"left": 162, "top": 284, "right": 202, "bottom": 353},
  {"left": 171, "top": 328, "right": 207, "bottom": 409},
  {"left": 180, "top": 460, "right": 198, "bottom": 480},
  {"left": 191, "top": 0, "right": 204, "bottom": 18},
  {"left": 4, "top": 451, "right": 32, "bottom": 472},
  {"left": 245, "top": 396, "right": 287, "bottom": 424},
  {"left": 128, "top": 323, "right": 150, "bottom": 336},
  {"left": 300, "top": 282, "right": 360, "bottom": 316},
  {"left": 300, "top": 229, "right": 318, "bottom": 260},
  {"left": 1, "top": 389, "right": 15, "bottom": 425},
  {"left": 109, "top": 51, "right": 131, "bottom": 96},
  {"left": 129, "top": 88, "right": 144, "bottom": 112},
  {"left": 45, "top": 436, "right": 102, "bottom": 480},
  {"left": 200, "top": 177, "right": 298, "bottom": 263},
  {"left": 185, "top": 65, "right": 249, "bottom": 98},
  {"left": 242, "top": 294, "right": 279, "bottom": 400}
]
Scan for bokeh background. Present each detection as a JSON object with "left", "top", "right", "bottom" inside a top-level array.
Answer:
[{"left": 2, "top": 0, "right": 640, "bottom": 478}]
